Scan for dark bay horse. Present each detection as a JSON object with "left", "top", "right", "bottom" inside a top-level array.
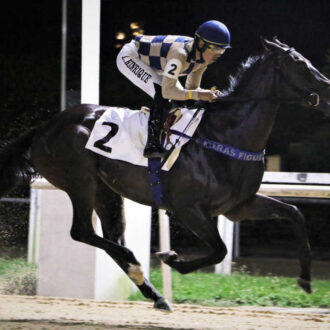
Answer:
[{"left": 0, "top": 38, "right": 329, "bottom": 310}]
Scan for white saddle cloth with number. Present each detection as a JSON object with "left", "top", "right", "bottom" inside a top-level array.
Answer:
[{"left": 85, "top": 106, "right": 204, "bottom": 171}]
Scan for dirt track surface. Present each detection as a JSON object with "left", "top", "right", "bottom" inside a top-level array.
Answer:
[{"left": 0, "top": 294, "right": 329, "bottom": 330}]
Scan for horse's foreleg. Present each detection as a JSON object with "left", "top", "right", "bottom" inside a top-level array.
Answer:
[
  {"left": 158, "top": 206, "right": 227, "bottom": 274},
  {"left": 225, "top": 193, "right": 312, "bottom": 294},
  {"left": 94, "top": 182, "right": 171, "bottom": 311}
]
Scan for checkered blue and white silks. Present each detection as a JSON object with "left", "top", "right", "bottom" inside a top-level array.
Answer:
[
  {"left": 117, "top": 40, "right": 162, "bottom": 98},
  {"left": 135, "top": 35, "right": 193, "bottom": 71}
]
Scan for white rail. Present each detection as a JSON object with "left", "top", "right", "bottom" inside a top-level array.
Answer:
[{"left": 216, "top": 171, "right": 330, "bottom": 275}]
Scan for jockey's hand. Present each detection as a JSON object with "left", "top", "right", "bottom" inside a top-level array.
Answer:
[
  {"left": 210, "top": 86, "right": 225, "bottom": 98},
  {"left": 197, "top": 90, "right": 218, "bottom": 102},
  {"left": 214, "top": 90, "right": 224, "bottom": 97}
]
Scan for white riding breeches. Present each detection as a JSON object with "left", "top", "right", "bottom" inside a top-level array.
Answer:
[{"left": 116, "top": 41, "right": 162, "bottom": 99}]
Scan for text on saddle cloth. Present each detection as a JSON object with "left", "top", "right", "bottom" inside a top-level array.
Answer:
[{"left": 85, "top": 106, "right": 205, "bottom": 171}]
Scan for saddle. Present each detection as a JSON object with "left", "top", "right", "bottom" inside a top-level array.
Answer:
[
  {"left": 141, "top": 106, "right": 183, "bottom": 145},
  {"left": 85, "top": 106, "right": 204, "bottom": 171}
]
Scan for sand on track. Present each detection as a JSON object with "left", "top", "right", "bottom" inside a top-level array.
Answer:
[{"left": 0, "top": 294, "right": 329, "bottom": 330}]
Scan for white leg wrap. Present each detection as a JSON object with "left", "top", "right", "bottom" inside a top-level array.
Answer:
[{"left": 128, "top": 263, "right": 145, "bottom": 285}]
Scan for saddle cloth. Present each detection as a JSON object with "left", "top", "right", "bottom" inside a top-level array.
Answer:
[{"left": 85, "top": 106, "right": 204, "bottom": 171}]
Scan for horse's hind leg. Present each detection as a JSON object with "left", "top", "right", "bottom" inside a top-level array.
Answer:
[
  {"left": 31, "top": 122, "right": 169, "bottom": 307},
  {"left": 94, "top": 181, "right": 170, "bottom": 310},
  {"left": 94, "top": 181, "right": 125, "bottom": 245},
  {"left": 68, "top": 183, "right": 138, "bottom": 264},
  {"left": 225, "top": 193, "right": 312, "bottom": 294}
]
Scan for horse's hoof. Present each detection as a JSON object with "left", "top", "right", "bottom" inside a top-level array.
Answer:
[
  {"left": 297, "top": 277, "right": 312, "bottom": 294},
  {"left": 155, "top": 250, "right": 178, "bottom": 264},
  {"left": 154, "top": 297, "right": 173, "bottom": 312}
]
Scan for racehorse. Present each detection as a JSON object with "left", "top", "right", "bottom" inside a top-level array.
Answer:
[{"left": 0, "top": 38, "right": 329, "bottom": 310}]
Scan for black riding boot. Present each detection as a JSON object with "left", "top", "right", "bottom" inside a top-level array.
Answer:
[{"left": 143, "top": 105, "right": 166, "bottom": 158}]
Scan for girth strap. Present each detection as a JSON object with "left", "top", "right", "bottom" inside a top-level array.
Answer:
[{"left": 147, "top": 158, "right": 164, "bottom": 206}]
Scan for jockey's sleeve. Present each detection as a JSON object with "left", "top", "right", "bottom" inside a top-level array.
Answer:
[
  {"left": 162, "top": 75, "right": 190, "bottom": 101},
  {"left": 161, "top": 47, "right": 207, "bottom": 101},
  {"left": 185, "top": 66, "right": 207, "bottom": 90}
]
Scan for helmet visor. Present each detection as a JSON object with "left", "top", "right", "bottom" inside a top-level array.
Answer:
[{"left": 206, "top": 44, "right": 226, "bottom": 55}]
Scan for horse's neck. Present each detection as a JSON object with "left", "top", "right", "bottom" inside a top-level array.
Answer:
[{"left": 202, "top": 56, "right": 280, "bottom": 152}]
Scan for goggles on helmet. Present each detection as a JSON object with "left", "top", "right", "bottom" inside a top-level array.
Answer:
[{"left": 206, "top": 44, "right": 226, "bottom": 55}]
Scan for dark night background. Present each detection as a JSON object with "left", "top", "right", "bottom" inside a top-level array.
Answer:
[{"left": 0, "top": 1, "right": 329, "bottom": 265}]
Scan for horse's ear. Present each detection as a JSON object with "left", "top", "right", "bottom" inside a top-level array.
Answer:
[
  {"left": 272, "top": 36, "right": 290, "bottom": 49},
  {"left": 260, "top": 37, "right": 283, "bottom": 53},
  {"left": 260, "top": 37, "right": 270, "bottom": 51},
  {"left": 260, "top": 37, "right": 277, "bottom": 52}
]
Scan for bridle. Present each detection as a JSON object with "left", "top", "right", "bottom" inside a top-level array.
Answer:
[
  {"left": 214, "top": 49, "right": 326, "bottom": 107},
  {"left": 273, "top": 49, "right": 322, "bottom": 107},
  {"left": 161, "top": 49, "right": 327, "bottom": 165}
]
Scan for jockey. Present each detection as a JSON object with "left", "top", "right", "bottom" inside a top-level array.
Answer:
[{"left": 117, "top": 20, "right": 231, "bottom": 158}]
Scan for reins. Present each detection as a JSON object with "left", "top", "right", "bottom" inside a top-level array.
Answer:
[{"left": 161, "top": 48, "right": 325, "bottom": 166}]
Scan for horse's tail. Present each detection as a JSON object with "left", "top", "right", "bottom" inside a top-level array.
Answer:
[{"left": 0, "top": 127, "right": 38, "bottom": 196}]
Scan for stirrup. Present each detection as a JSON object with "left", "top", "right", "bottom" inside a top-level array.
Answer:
[{"left": 143, "top": 146, "right": 166, "bottom": 158}]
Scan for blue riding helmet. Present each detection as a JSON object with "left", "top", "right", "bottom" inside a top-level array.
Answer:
[{"left": 195, "top": 20, "right": 231, "bottom": 49}]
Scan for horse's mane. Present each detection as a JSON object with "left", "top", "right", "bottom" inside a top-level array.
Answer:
[
  {"left": 201, "top": 54, "right": 265, "bottom": 128},
  {"left": 201, "top": 54, "right": 265, "bottom": 115},
  {"left": 222, "top": 55, "right": 264, "bottom": 97}
]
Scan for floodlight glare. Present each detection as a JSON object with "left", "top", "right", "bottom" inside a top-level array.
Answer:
[{"left": 115, "top": 32, "right": 126, "bottom": 40}]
